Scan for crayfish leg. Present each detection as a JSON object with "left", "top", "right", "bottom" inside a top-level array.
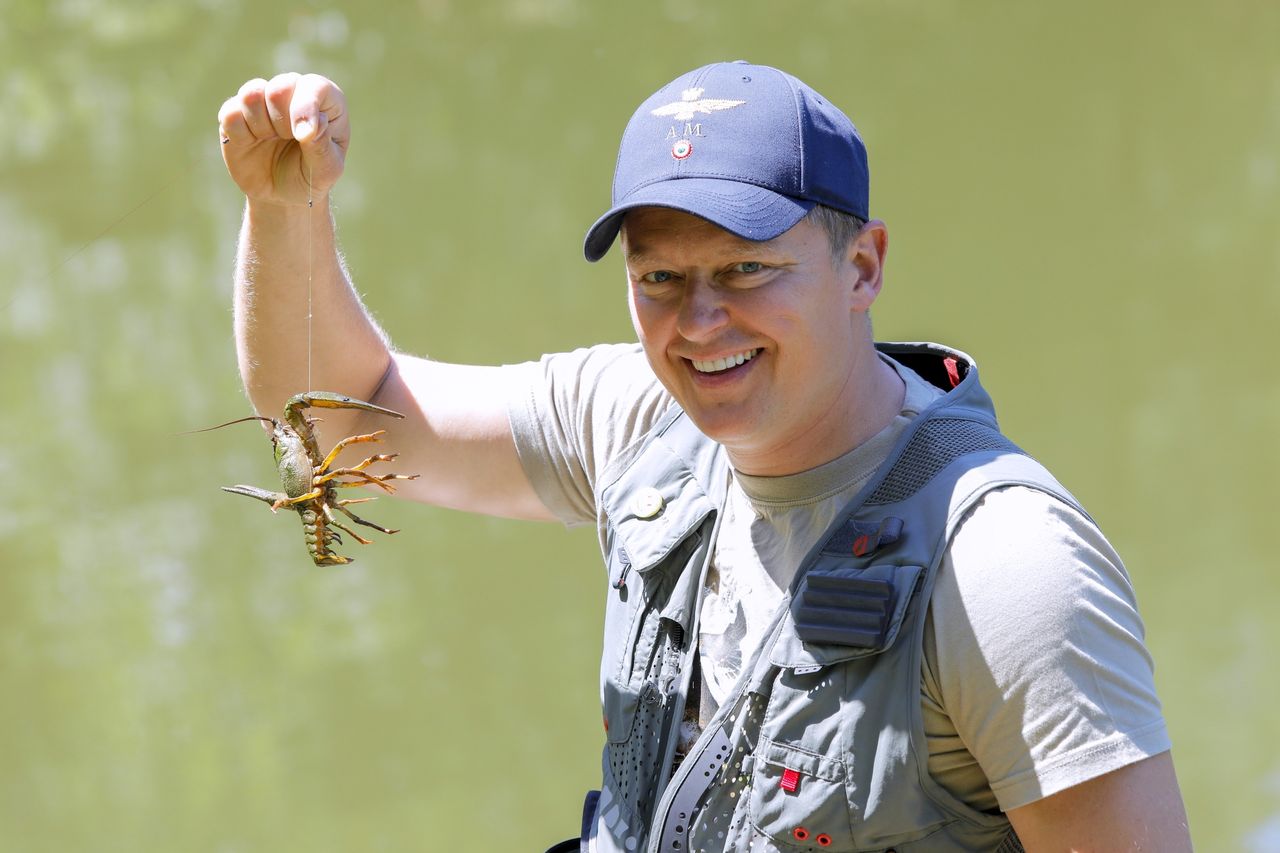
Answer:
[
  {"left": 375, "top": 472, "right": 421, "bottom": 485},
  {"left": 321, "top": 504, "right": 376, "bottom": 546},
  {"left": 327, "top": 470, "right": 400, "bottom": 493},
  {"left": 337, "top": 502, "right": 399, "bottom": 535},
  {"left": 270, "top": 488, "right": 324, "bottom": 510},
  {"left": 315, "top": 454, "right": 397, "bottom": 485},
  {"left": 317, "top": 431, "right": 387, "bottom": 474}
]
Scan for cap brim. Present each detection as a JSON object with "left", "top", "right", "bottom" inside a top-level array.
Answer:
[{"left": 583, "top": 178, "right": 815, "bottom": 262}]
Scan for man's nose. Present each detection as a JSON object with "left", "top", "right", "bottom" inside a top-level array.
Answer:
[{"left": 675, "top": 277, "right": 728, "bottom": 341}]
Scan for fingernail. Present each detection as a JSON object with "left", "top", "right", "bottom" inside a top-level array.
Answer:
[{"left": 295, "top": 119, "right": 314, "bottom": 139}]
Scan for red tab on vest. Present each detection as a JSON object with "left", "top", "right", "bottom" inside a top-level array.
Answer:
[
  {"left": 780, "top": 767, "right": 801, "bottom": 793},
  {"left": 943, "top": 357, "right": 961, "bottom": 388}
]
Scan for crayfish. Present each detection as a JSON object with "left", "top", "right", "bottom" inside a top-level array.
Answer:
[{"left": 208, "top": 391, "right": 419, "bottom": 566}]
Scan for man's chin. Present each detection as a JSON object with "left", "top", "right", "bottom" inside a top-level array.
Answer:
[{"left": 678, "top": 405, "right": 756, "bottom": 447}]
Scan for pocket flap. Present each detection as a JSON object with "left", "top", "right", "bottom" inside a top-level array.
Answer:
[
  {"left": 756, "top": 737, "right": 845, "bottom": 783},
  {"left": 601, "top": 444, "right": 716, "bottom": 575},
  {"left": 769, "top": 563, "right": 924, "bottom": 669}
]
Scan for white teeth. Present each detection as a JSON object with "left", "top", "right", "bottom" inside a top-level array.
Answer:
[{"left": 692, "top": 349, "right": 759, "bottom": 374}]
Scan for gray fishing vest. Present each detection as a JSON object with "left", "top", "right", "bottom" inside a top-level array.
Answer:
[{"left": 583, "top": 343, "right": 1084, "bottom": 853}]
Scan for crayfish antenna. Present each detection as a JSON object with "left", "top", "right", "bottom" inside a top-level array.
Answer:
[{"left": 181, "top": 415, "right": 275, "bottom": 435}]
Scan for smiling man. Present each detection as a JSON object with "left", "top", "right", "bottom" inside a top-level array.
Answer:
[
  {"left": 618, "top": 207, "right": 900, "bottom": 477},
  {"left": 219, "top": 62, "right": 1191, "bottom": 851}
]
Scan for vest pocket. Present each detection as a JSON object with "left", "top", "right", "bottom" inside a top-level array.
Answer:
[
  {"left": 749, "top": 738, "right": 852, "bottom": 851},
  {"left": 601, "top": 615, "right": 684, "bottom": 826}
]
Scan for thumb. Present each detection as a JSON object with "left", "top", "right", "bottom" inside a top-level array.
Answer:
[
  {"left": 293, "top": 108, "right": 328, "bottom": 149},
  {"left": 289, "top": 73, "right": 347, "bottom": 139},
  {"left": 295, "top": 111, "right": 343, "bottom": 186},
  {"left": 289, "top": 74, "right": 349, "bottom": 186}
]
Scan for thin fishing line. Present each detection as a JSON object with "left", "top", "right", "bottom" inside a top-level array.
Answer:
[
  {"left": 307, "top": 158, "right": 314, "bottom": 392},
  {"left": 0, "top": 172, "right": 180, "bottom": 313},
  {"left": 58, "top": 173, "right": 181, "bottom": 271}
]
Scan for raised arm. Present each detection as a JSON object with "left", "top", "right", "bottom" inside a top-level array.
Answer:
[{"left": 218, "top": 73, "right": 554, "bottom": 521}]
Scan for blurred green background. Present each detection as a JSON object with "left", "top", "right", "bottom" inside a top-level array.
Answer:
[{"left": 1, "top": 0, "right": 1276, "bottom": 850}]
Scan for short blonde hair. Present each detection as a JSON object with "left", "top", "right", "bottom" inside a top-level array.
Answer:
[{"left": 803, "top": 204, "right": 867, "bottom": 262}]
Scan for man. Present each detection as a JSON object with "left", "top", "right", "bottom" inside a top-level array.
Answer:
[{"left": 218, "top": 62, "right": 1191, "bottom": 851}]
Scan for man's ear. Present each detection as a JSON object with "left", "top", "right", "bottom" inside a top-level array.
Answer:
[{"left": 846, "top": 220, "right": 888, "bottom": 312}]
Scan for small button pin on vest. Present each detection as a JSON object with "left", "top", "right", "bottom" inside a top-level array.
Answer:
[
  {"left": 780, "top": 767, "right": 801, "bottom": 793},
  {"left": 631, "top": 487, "right": 665, "bottom": 519},
  {"left": 855, "top": 516, "right": 904, "bottom": 556},
  {"left": 820, "top": 515, "right": 905, "bottom": 558},
  {"left": 815, "top": 833, "right": 833, "bottom": 847},
  {"left": 792, "top": 826, "right": 810, "bottom": 842}
]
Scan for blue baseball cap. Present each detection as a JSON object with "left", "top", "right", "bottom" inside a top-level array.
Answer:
[{"left": 583, "top": 61, "right": 870, "bottom": 262}]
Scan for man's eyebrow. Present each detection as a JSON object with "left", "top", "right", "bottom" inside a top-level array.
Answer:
[
  {"left": 622, "top": 247, "right": 662, "bottom": 267},
  {"left": 623, "top": 239, "right": 785, "bottom": 266}
]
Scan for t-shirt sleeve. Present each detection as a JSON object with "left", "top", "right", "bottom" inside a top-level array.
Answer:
[
  {"left": 506, "top": 342, "right": 674, "bottom": 526},
  {"left": 924, "top": 486, "right": 1171, "bottom": 812}
]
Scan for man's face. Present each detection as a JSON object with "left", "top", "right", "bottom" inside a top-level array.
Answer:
[{"left": 621, "top": 207, "right": 881, "bottom": 476}]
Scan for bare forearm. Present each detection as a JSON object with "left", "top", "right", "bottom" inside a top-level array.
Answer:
[{"left": 233, "top": 197, "right": 391, "bottom": 416}]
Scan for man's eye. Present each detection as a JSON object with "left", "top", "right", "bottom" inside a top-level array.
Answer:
[
  {"left": 642, "top": 270, "right": 674, "bottom": 283},
  {"left": 734, "top": 261, "right": 763, "bottom": 274}
]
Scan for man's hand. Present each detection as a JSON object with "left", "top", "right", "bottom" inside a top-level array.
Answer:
[{"left": 217, "top": 72, "right": 349, "bottom": 206}]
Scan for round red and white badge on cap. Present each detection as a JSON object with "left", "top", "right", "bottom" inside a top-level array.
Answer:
[{"left": 671, "top": 139, "right": 693, "bottom": 160}]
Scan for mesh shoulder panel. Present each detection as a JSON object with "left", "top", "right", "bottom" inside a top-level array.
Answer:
[
  {"left": 995, "top": 829, "right": 1027, "bottom": 853},
  {"left": 865, "top": 417, "right": 1024, "bottom": 506}
]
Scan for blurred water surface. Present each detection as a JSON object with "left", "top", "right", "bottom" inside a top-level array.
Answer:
[{"left": 1, "top": 1, "right": 1277, "bottom": 850}]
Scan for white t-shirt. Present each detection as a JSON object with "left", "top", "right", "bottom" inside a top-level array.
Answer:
[{"left": 506, "top": 342, "right": 1170, "bottom": 812}]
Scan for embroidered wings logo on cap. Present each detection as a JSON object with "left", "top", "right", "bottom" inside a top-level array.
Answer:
[{"left": 650, "top": 87, "right": 746, "bottom": 122}]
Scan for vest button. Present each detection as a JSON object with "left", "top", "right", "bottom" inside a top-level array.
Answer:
[{"left": 631, "top": 487, "right": 665, "bottom": 519}]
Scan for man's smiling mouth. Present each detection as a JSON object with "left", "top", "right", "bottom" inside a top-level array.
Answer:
[{"left": 690, "top": 348, "right": 761, "bottom": 374}]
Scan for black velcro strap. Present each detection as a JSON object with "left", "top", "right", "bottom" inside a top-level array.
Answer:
[{"left": 793, "top": 573, "right": 893, "bottom": 648}]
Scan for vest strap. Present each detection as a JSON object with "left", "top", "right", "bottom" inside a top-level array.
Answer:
[{"left": 654, "top": 726, "right": 733, "bottom": 852}]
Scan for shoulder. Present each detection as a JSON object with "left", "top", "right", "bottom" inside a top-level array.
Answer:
[
  {"left": 935, "top": 485, "right": 1150, "bottom": 690},
  {"left": 513, "top": 341, "right": 655, "bottom": 394},
  {"left": 516, "top": 342, "right": 673, "bottom": 454},
  {"left": 926, "top": 485, "right": 1170, "bottom": 810},
  {"left": 507, "top": 342, "right": 675, "bottom": 524},
  {"left": 940, "top": 485, "right": 1137, "bottom": 636}
]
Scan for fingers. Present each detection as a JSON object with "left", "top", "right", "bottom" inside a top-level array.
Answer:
[
  {"left": 217, "top": 72, "right": 349, "bottom": 201},
  {"left": 217, "top": 95, "right": 254, "bottom": 146},
  {"left": 264, "top": 72, "right": 301, "bottom": 140},
  {"left": 219, "top": 73, "right": 346, "bottom": 148},
  {"left": 236, "top": 77, "right": 276, "bottom": 141},
  {"left": 290, "top": 73, "right": 349, "bottom": 152}
]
